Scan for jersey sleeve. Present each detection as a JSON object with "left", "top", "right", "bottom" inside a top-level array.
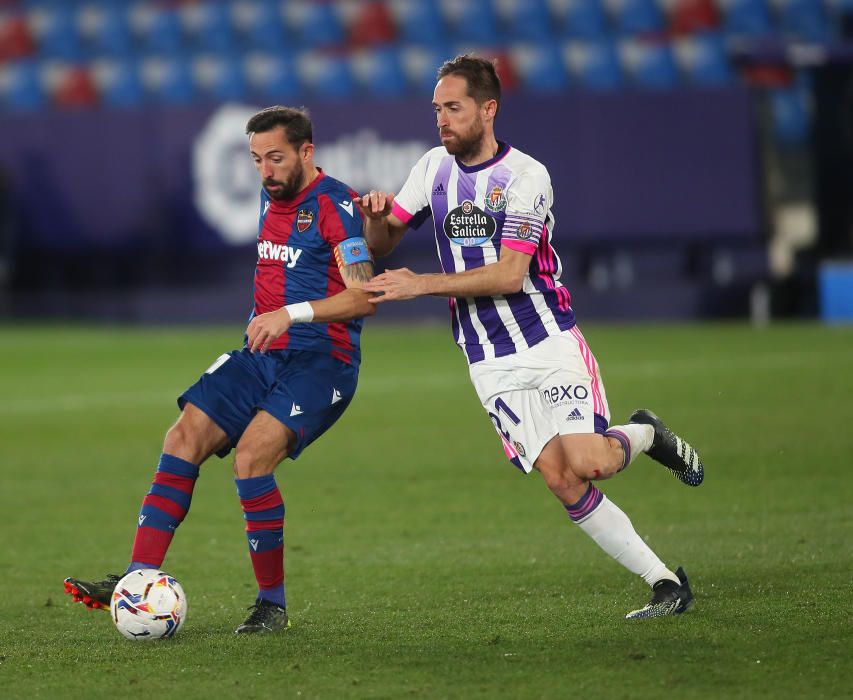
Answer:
[
  {"left": 318, "top": 190, "right": 364, "bottom": 247},
  {"left": 391, "top": 150, "right": 432, "bottom": 228},
  {"left": 501, "top": 164, "right": 552, "bottom": 256}
]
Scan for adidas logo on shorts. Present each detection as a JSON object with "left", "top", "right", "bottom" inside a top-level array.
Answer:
[{"left": 566, "top": 408, "right": 583, "bottom": 421}]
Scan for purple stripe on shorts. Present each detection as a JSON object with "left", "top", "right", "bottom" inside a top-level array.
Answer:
[
  {"left": 564, "top": 483, "right": 604, "bottom": 522},
  {"left": 604, "top": 428, "right": 630, "bottom": 471}
]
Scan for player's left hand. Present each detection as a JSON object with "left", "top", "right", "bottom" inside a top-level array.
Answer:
[
  {"left": 246, "top": 308, "right": 293, "bottom": 352},
  {"left": 363, "top": 268, "right": 425, "bottom": 303}
]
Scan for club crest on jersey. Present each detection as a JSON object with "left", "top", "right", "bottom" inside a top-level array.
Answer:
[
  {"left": 443, "top": 199, "right": 496, "bottom": 247},
  {"left": 485, "top": 185, "right": 507, "bottom": 212},
  {"left": 516, "top": 222, "right": 532, "bottom": 240},
  {"left": 296, "top": 209, "right": 314, "bottom": 233}
]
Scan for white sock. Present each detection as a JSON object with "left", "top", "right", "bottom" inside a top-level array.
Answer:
[
  {"left": 604, "top": 423, "right": 653, "bottom": 469},
  {"left": 575, "top": 494, "right": 678, "bottom": 587}
]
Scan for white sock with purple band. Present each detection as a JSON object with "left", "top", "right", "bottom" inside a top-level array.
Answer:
[
  {"left": 604, "top": 423, "right": 654, "bottom": 471},
  {"left": 566, "top": 484, "right": 679, "bottom": 587}
]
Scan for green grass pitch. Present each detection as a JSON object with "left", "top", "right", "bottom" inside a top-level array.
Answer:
[{"left": 0, "top": 322, "right": 851, "bottom": 699}]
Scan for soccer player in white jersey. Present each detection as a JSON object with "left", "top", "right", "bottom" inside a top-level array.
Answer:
[{"left": 359, "top": 55, "right": 705, "bottom": 619}]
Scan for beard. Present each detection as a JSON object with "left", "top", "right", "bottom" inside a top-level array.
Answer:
[
  {"left": 441, "top": 119, "right": 486, "bottom": 162},
  {"left": 263, "top": 160, "right": 305, "bottom": 201}
]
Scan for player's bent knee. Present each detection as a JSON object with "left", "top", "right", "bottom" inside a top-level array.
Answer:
[{"left": 163, "top": 404, "right": 226, "bottom": 464}]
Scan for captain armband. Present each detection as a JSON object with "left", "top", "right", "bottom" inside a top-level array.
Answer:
[{"left": 334, "top": 237, "right": 373, "bottom": 271}]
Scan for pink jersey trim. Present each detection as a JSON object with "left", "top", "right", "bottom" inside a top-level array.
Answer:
[
  {"left": 502, "top": 239, "right": 538, "bottom": 255},
  {"left": 391, "top": 201, "right": 413, "bottom": 225}
]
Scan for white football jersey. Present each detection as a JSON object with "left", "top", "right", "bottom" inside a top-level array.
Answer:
[{"left": 392, "top": 142, "right": 576, "bottom": 364}]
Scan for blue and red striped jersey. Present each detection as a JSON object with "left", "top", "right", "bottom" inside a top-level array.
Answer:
[{"left": 250, "top": 170, "right": 364, "bottom": 366}]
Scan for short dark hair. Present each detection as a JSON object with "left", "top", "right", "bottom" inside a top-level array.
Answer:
[
  {"left": 437, "top": 54, "right": 501, "bottom": 114},
  {"left": 245, "top": 106, "right": 313, "bottom": 147}
]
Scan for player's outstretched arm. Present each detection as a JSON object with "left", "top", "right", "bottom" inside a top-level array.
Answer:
[
  {"left": 363, "top": 247, "right": 532, "bottom": 303},
  {"left": 246, "top": 257, "right": 376, "bottom": 353},
  {"left": 357, "top": 191, "right": 408, "bottom": 257}
]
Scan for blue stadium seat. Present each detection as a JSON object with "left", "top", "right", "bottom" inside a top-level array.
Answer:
[
  {"left": 183, "top": 1, "right": 235, "bottom": 53},
  {"left": 31, "top": 4, "right": 82, "bottom": 60},
  {"left": 351, "top": 46, "right": 408, "bottom": 99},
  {"left": 234, "top": 0, "right": 285, "bottom": 51},
  {"left": 285, "top": 1, "right": 345, "bottom": 48},
  {"left": 561, "top": 0, "right": 610, "bottom": 39},
  {"left": 624, "top": 40, "right": 680, "bottom": 89},
  {"left": 612, "top": 0, "right": 666, "bottom": 35},
  {"left": 675, "top": 32, "right": 733, "bottom": 86},
  {"left": 720, "top": 0, "right": 773, "bottom": 36},
  {"left": 94, "top": 58, "right": 144, "bottom": 108},
  {"left": 400, "top": 44, "right": 454, "bottom": 94},
  {"left": 142, "top": 56, "right": 195, "bottom": 105},
  {"left": 391, "top": 0, "right": 446, "bottom": 45},
  {"left": 777, "top": 0, "right": 833, "bottom": 42},
  {"left": 567, "top": 38, "right": 624, "bottom": 90},
  {"left": 771, "top": 80, "right": 811, "bottom": 145},
  {"left": 194, "top": 54, "right": 247, "bottom": 103},
  {"left": 134, "top": 6, "right": 184, "bottom": 54},
  {"left": 1, "top": 60, "right": 46, "bottom": 111},
  {"left": 78, "top": 3, "right": 134, "bottom": 57},
  {"left": 511, "top": 42, "right": 570, "bottom": 92},
  {"left": 297, "top": 51, "right": 355, "bottom": 100},
  {"left": 499, "top": 0, "right": 553, "bottom": 41},
  {"left": 244, "top": 52, "right": 299, "bottom": 101},
  {"left": 442, "top": 0, "right": 503, "bottom": 44}
]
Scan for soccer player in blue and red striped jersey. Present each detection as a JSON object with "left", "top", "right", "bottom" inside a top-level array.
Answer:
[
  {"left": 361, "top": 55, "right": 705, "bottom": 619},
  {"left": 65, "top": 106, "right": 375, "bottom": 634}
]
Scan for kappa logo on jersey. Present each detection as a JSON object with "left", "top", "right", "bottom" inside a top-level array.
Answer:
[
  {"left": 432, "top": 182, "right": 446, "bottom": 196},
  {"left": 296, "top": 209, "right": 314, "bottom": 232},
  {"left": 516, "top": 222, "right": 532, "bottom": 240},
  {"left": 533, "top": 193, "right": 546, "bottom": 214},
  {"left": 542, "top": 384, "right": 590, "bottom": 406},
  {"left": 257, "top": 240, "right": 302, "bottom": 268},
  {"left": 485, "top": 185, "right": 507, "bottom": 212},
  {"left": 443, "top": 199, "right": 497, "bottom": 247}
]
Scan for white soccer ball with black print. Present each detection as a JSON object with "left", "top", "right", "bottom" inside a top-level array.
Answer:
[{"left": 110, "top": 569, "right": 187, "bottom": 640}]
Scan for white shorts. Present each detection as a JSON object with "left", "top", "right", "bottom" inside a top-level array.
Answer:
[{"left": 468, "top": 327, "right": 611, "bottom": 474}]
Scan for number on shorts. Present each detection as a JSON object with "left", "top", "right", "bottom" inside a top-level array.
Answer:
[
  {"left": 204, "top": 353, "right": 230, "bottom": 375},
  {"left": 488, "top": 396, "right": 521, "bottom": 441}
]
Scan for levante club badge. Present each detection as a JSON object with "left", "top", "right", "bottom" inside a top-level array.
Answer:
[{"left": 296, "top": 209, "right": 314, "bottom": 232}]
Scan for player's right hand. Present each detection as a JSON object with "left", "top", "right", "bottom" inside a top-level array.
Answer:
[{"left": 357, "top": 191, "right": 395, "bottom": 219}]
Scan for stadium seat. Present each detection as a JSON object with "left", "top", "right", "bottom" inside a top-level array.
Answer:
[
  {"left": 348, "top": 1, "right": 397, "bottom": 46},
  {"left": 622, "top": 39, "right": 680, "bottom": 88},
  {"left": 141, "top": 56, "right": 196, "bottom": 105},
  {"left": 668, "top": 0, "right": 721, "bottom": 35},
  {"left": 510, "top": 41, "right": 570, "bottom": 92},
  {"left": 718, "top": 0, "right": 774, "bottom": 36},
  {"left": 611, "top": 0, "right": 667, "bottom": 35},
  {"left": 297, "top": 51, "right": 355, "bottom": 99},
  {"left": 131, "top": 5, "right": 184, "bottom": 54},
  {"left": 400, "top": 43, "right": 455, "bottom": 94},
  {"left": 674, "top": 32, "right": 733, "bottom": 86},
  {"left": 181, "top": 1, "right": 236, "bottom": 53},
  {"left": 390, "top": 0, "right": 446, "bottom": 45},
  {"left": 442, "top": 0, "right": 503, "bottom": 44},
  {"left": 777, "top": 0, "right": 833, "bottom": 42},
  {"left": 0, "top": 60, "right": 46, "bottom": 111},
  {"left": 29, "top": 3, "right": 82, "bottom": 60},
  {"left": 78, "top": 3, "right": 134, "bottom": 57},
  {"left": 193, "top": 54, "right": 247, "bottom": 103},
  {"left": 284, "top": 1, "right": 346, "bottom": 48},
  {"left": 498, "top": 0, "right": 554, "bottom": 41},
  {"left": 0, "top": 13, "right": 36, "bottom": 61},
  {"left": 91, "top": 58, "right": 145, "bottom": 108},
  {"left": 52, "top": 65, "right": 99, "bottom": 109},
  {"left": 560, "top": 0, "right": 610, "bottom": 39},
  {"left": 565, "top": 38, "right": 625, "bottom": 90},
  {"left": 233, "top": 0, "right": 286, "bottom": 51},
  {"left": 770, "top": 80, "right": 811, "bottom": 145},
  {"left": 244, "top": 52, "right": 299, "bottom": 101},
  {"left": 350, "top": 46, "right": 408, "bottom": 98}
]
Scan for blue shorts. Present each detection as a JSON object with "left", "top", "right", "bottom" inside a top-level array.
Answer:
[{"left": 179, "top": 348, "right": 358, "bottom": 460}]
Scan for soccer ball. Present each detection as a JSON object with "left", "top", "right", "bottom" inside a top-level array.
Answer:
[{"left": 110, "top": 569, "right": 187, "bottom": 641}]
